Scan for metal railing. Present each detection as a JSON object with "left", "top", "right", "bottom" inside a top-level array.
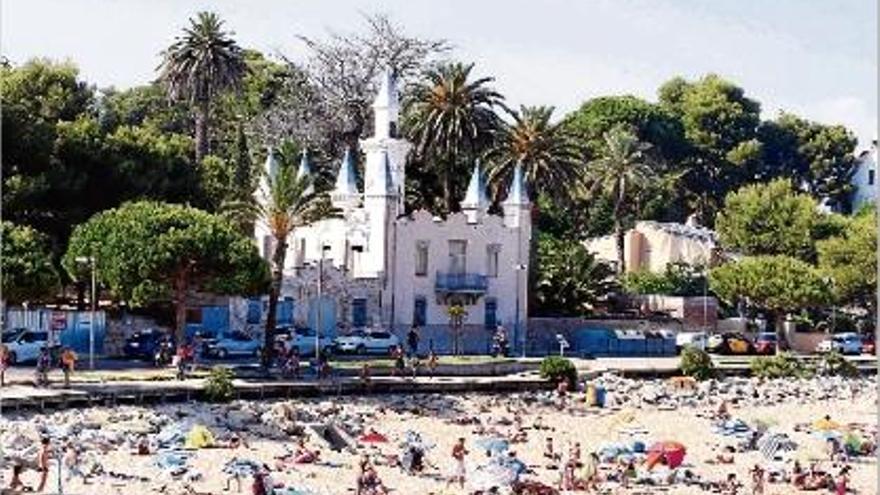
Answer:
[{"left": 434, "top": 272, "right": 488, "bottom": 292}]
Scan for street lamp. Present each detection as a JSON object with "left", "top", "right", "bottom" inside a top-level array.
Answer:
[
  {"left": 75, "top": 256, "right": 97, "bottom": 370},
  {"left": 316, "top": 245, "right": 331, "bottom": 363},
  {"left": 514, "top": 263, "right": 527, "bottom": 358}
]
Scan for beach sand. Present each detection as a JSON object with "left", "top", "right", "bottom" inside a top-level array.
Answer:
[{"left": 1, "top": 379, "right": 876, "bottom": 494}]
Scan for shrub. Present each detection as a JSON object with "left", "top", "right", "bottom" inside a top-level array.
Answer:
[
  {"left": 818, "top": 351, "right": 859, "bottom": 377},
  {"left": 204, "top": 366, "right": 235, "bottom": 402},
  {"left": 750, "top": 353, "right": 814, "bottom": 379},
  {"left": 539, "top": 356, "right": 577, "bottom": 387},
  {"left": 679, "top": 347, "right": 715, "bottom": 380}
]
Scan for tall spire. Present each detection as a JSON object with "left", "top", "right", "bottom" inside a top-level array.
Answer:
[
  {"left": 366, "top": 149, "right": 396, "bottom": 197},
  {"left": 297, "top": 149, "right": 315, "bottom": 196},
  {"left": 461, "top": 160, "right": 489, "bottom": 211},
  {"left": 503, "top": 161, "right": 530, "bottom": 206},
  {"left": 372, "top": 68, "right": 398, "bottom": 110},
  {"left": 372, "top": 68, "right": 400, "bottom": 139},
  {"left": 332, "top": 148, "right": 360, "bottom": 209}
]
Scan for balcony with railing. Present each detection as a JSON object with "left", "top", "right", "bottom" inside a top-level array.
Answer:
[{"left": 434, "top": 271, "right": 488, "bottom": 294}]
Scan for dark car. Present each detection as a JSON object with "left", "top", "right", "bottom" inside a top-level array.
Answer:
[
  {"left": 861, "top": 334, "right": 876, "bottom": 355},
  {"left": 754, "top": 333, "right": 777, "bottom": 355},
  {"left": 123, "top": 330, "right": 169, "bottom": 360}
]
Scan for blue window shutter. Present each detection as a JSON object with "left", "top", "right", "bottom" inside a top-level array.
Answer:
[
  {"left": 352, "top": 298, "right": 367, "bottom": 327},
  {"left": 485, "top": 298, "right": 497, "bottom": 329},
  {"left": 414, "top": 297, "right": 427, "bottom": 326}
]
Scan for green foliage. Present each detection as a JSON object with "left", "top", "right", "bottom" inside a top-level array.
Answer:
[
  {"left": 581, "top": 127, "right": 660, "bottom": 272},
  {"left": 486, "top": 105, "right": 582, "bottom": 203},
  {"left": 710, "top": 255, "right": 831, "bottom": 324},
  {"left": 622, "top": 262, "right": 706, "bottom": 296},
  {"left": 680, "top": 347, "right": 716, "bottom": 380},
  {"left": 0, "top": 222, "right": 60, "bottom": 304},
  {"left": 403, "top": 62, "right": 504, "bottom": 212},
  {"left": 716, "top": 179, "right": 820, "bottom": 259},
  {"left": 658, "top": 74, "right": 762, "bottom": 224},
  {"left": 563, "top": 94, "right": 688, "bottom": 163},
  {"left": 750, "top": 353, "right": 814, "bottom": 379},
  {"left": 539, "top": 356, "right": 578, "bottom": 387},
  {"left": 534, "top": 233, "right": 617, "bottom": 316},
  {"left": 757, "top": 112, "right": 857, "bottom": 208},
  {"left": 818, "top": 351, "right": 859, "bottom": 377},
  {"left": 63, "top": 201, "right": 269, "bottom": 341},
  {"left": 818, "top": 209, "right": 877, "bottom": 309},
  {"left": 204, "top": 366, "right": 235, "bottom": 402}
]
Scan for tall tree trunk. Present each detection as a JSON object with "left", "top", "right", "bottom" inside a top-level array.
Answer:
[
  {"left": 263, "top": 236, "right": 288, "bottom": 368},
  {"left": 614, "top": 179, "right": 627, "bottom": 274},
  {"left": 444, "top": 164, "right": 453, "bottom": 214},
  {"left": 194, "top": 98, "right": 210, "bottom": 164},
  {"left": 173, "top": 268, "right": 189, "bottom": 345},
  {"left": 76, "top": 281, "right": 86, "bottom": 311}
]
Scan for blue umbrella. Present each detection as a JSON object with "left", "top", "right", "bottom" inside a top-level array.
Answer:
[{"left": 475, "top": 437, "right": 509, "bottom": 454}]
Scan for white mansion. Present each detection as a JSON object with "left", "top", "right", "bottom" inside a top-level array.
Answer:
[{"left": 252, "top": 71, "right": 531, "bottom": 353}]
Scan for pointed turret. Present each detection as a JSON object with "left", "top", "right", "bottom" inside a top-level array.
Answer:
[
  {"left": 503, "top": 161, "right": 530, "bottom": 228},
  {"left": 332, "top": 148, "right": 360, "bottom": 210},
  {"left": 372, "top": 68, "right": 400, "bottom": 139},
  {"left": 297, "top": 149, "right": 315, "bottom": 196},
  {"left": 461, "top": 160, "right": 489, "bottom": 223}
]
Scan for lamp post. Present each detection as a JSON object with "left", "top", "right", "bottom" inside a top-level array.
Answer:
[
  {"left": 316, "top": 245, "right": 331, "bottom": 363},
  {"left": 514, "top": 263, "right": 527, "bottom": 358},
  {"left": 75, "top": 256, "right": 97, "bottom": 370}
]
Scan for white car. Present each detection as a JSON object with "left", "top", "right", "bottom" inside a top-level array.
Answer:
[
  {"left": 676, "top": 331, "right": 708, "bottom": 353},
  {"left": 2, "top": 329, "right": 52, "bottom": 364},
  {"left": 816, "top": 333, "right": 862, "bottom": 355},
  {"left": 333, "top": 330, "right": 401, "bottom": 355},
  {"left": 277, "top": 327, "right": 333, "bottom": 356}
]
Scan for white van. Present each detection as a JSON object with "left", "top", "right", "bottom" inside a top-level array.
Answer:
[{"left": 675, "top": 332, "right": 708, "bottom": 353}]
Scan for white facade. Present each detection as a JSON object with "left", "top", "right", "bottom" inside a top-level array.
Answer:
[
  {"left": 850, "top": 139, "right": 877, "bottom": 210},
  {"left": 253, "top": 70, "right": 531, "bottom": 353}
]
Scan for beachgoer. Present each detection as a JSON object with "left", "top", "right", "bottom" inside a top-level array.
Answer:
[
  {"left": 0, "top": 343, "right": 9, "bottom": 387},
  {"left": 36, "top": 437, "right": 51, "bottom": 492},
  {"left": 750, "top": 464, "right": 764, "bottom": 494},
  {"left": 360, "top": 363, "right": 372, "bottom": 388},
  {"left": 408, "top": 355, "right": 420, "bottom": 379},
  {"left": 175, "top": 344, "right": 189, "bottom": 380},
  {"left": 723, "top": 473, "right": 740, "bottom": 495},
  {"left": 136, "top": 434, "right": 150, "bottom": 455},
  {"left": 250, "top": 469, "right": 268, "bottom": 495},
  {"left": 63, "top": 443, "right": 86, "bottom": 483},
  {"left": 427, "top": 350, "right": 438, "bottom": 378},
  {"left": 791, "top": 460, "right": 806, "bottom": 488},
  {"left": 835, "top": 466, "right": 850, "bottom": 495},
  {"left": 543, "top": 437, "right": 555, "bottom": 460},
  {"left": 393, "top": 346, "right": 405, "bottom": 377},
  {"left": 8, "top": 464, "right": 27, "bottom": 491},
  {"left": 35, "top": 347, "right": 50, "bottom": 387},
  {"left": 60, "top": 347, "right": 77, "bottom": 388},
  {"left": 407, "top": 325, "right": 420, "bottom": 356},
  {"left": 448, "top": 437, "right": 468, "bottom": 489},
  {"left": 578, "top": 453, "right": 599, "bottom": 491}
]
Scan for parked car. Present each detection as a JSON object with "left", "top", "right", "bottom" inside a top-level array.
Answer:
[
  {"left": 861, "top": 334, "right": 875, "bottom": 355},
  {"left": 2, "top": 330, "right": 58, "bottom": 364},
  {"left": 333, "top": 330, "right": 401, "bottom": 355},
  {"left": 675, "top": 332, "right": 707, "bottom": 353},
  {"left": 816, "top": 332, "right": 862, "bottom": 355},
  {"left": 753, "top": 332, "right": 778, "bottom": 355},
  {"left": 706, "top": 332, "right": 754, "bottom": 355},
  {"left": 122, "top": 330, "right": 169, "bottom": 360},
  {"left": 205, "top": 331, "right": 262, "bottom": 359},
  {"left": 280, "top": 327, "right": 334, "bottom": 356}
]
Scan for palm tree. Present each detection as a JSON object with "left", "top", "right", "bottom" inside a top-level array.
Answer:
[
  {"left": 403, "top": 62, "right": 505, "bottom": 212},
  {"left": 158, "top": 11, "right": 247, "bottom": 163},
  {"left": 486, "top": 105, "right": 582, "bottom": 202},
  {"left": 225, "top": 149, "right": 329, "bottom": 367},
  {"left": 582, "top": 127, "right": 659, "bottom": 274}
]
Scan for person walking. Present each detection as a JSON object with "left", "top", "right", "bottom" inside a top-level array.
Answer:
[
  {"left": 0, "top": 343, "right": 9, "bottom": 387},
  {"left": 448, "top": 437, "right": 469, "bottom": 490},
  {"left": 36, "top": 436, "right": 51, "bottom": 492},
  {"left": 35, "top": 347, "right": 51, "bottom": 387},
  {"left": 427, "top": 350, "right": 439, "bottom": 378},
  {"left": 60, "top": 347, "right": 77, "bottom": 388},
  {"left": 407, "top": 325, "right": 420, "bottom": 357}
]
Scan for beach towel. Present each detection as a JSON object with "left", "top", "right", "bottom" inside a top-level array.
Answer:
[{"left": 184, "top": 425, "right": 214, "bottom": 449}]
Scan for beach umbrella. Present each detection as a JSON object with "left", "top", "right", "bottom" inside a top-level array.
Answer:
[
  {"left": 475, "top": 436, "right": 510, "bottom": 454},
  {"left": 757, "top": 433, "right": 796, "bottom": 460},
  {"left": 646, "top": 441, "right": 686, "bottom": 469},
  {"left": 359, "top": 431, "right": 388, "bottom": 444},
  {"left": 812, "top": 417, "right": 841, "bottom": 431}
]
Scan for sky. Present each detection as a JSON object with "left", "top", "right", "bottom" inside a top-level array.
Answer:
[{"left": 2, "top": 0, "right": 877, "bottom": 148}]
